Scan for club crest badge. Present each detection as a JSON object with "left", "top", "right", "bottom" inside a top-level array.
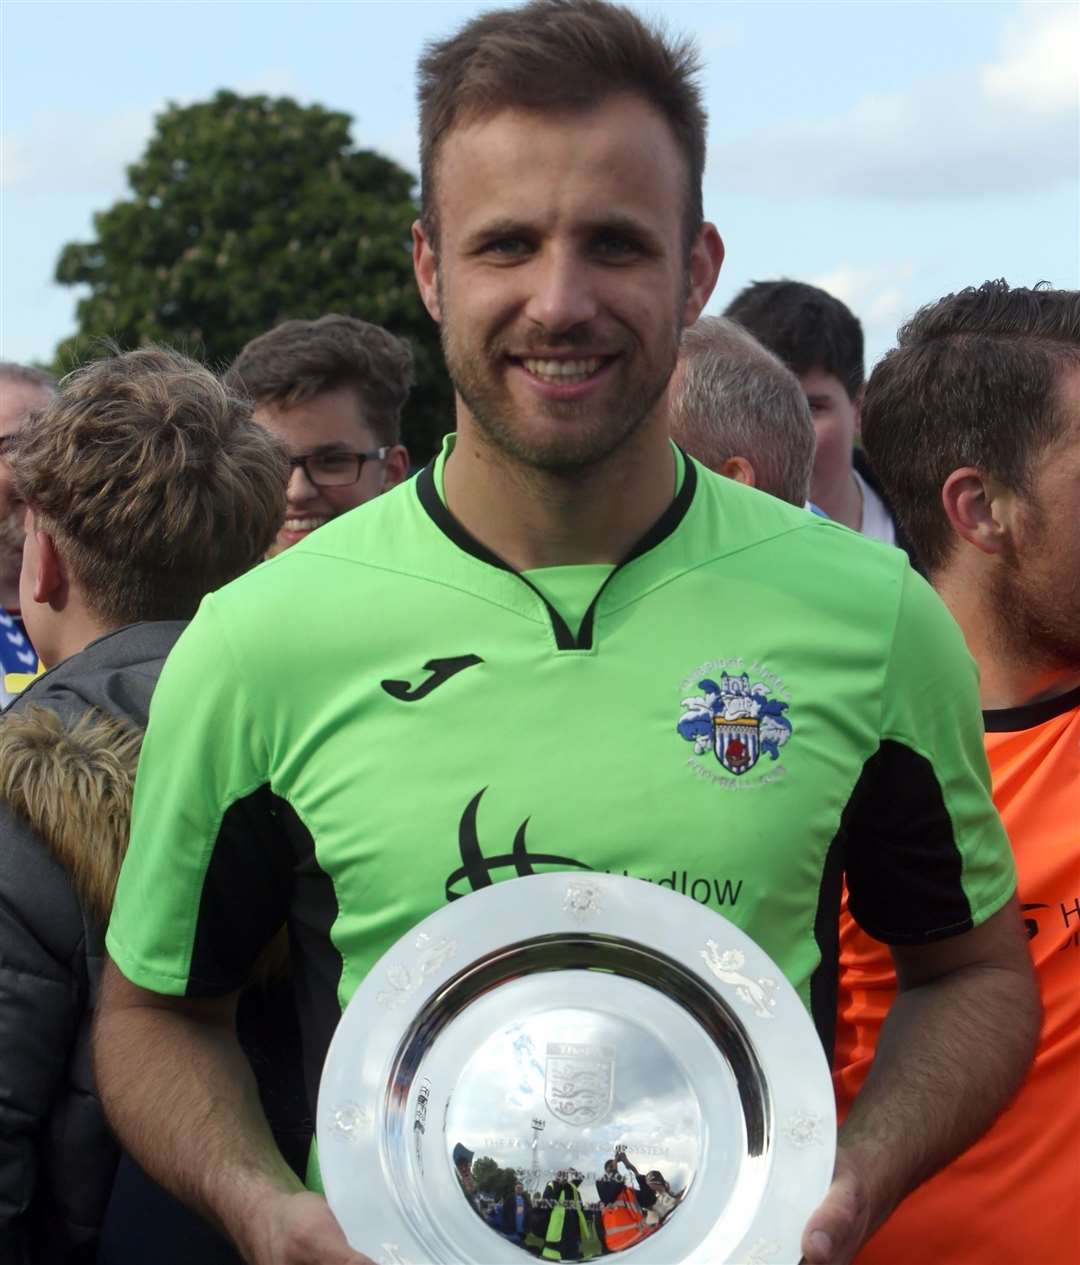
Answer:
[
  {"left": 677, "top": 664, "right": 793, "bottom": 780},
  {"left": 544, "top": 1042, "right": 615, "bottom": 1127}
]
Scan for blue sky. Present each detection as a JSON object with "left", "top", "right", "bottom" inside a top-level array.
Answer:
[{"left": 2, "top": 1, "right": 1077, "bottom": 372}]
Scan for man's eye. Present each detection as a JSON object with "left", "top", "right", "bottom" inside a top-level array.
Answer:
[
  {"left": 483, "top": 237, "right": 530, "bottom": 258},
  {"left": 310, "top": 454, "right": 355, "bottom": 474},
  {"left": 592, "top": 233, "right": 640, "bottom": 259}
]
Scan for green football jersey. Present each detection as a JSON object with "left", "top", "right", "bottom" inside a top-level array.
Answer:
[{"left": 108, "top": 439, "right": 1015, "bottom": 1130}]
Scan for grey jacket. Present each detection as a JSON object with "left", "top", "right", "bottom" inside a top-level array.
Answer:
[{"left": 0, "top": 622, "right": 185, "bottom": 1264}]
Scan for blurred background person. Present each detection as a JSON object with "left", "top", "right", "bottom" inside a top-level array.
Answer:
[
  {"left": 668, "top": 315, "right": 815, "bottom": 508},
  {"left": 0, "top": 363, "right": 52, "bottom": 701},
  {"left": 497, "top": 1180, "right": 532, "bottom": 1247},
  {"left": 724, "top": 280, "right": 916, "bottom": 561},
  {"left": 641, "top": 1170, "right": 682, "bottom": 1226},
  {"left": 597, "top": 1150, "right": 655, "bottom": 1252},
  {"left": 0, "top": 347, "right": 287, "bottom": 1264},
  {"left": 539, "top": 1169, "right": 599, "bottom": 1262},
  {"left": 225, "top": 314, "right": 413, "bottom": 556},
  {"left": 835, "top": 280, "right": 1080, "bottom": 1265}
]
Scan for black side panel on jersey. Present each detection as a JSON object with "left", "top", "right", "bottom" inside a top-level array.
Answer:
[
  {"left": 187, "top": 790, "right": 346, "bottom": 1115},
  {"left": 186, "top": 785, "right": 294, "bottom": 995},
  {"left": 841, "top": 739, "right": 973, "bottom": 945},
  {"left": 809, "top": 833, "right": 845, "bottom": 1060},
  {"left": 270, "top": 796, "right": 347, "bottom": 1114}
]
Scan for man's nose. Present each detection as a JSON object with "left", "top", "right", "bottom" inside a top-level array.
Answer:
[
  {"left": 523, "top": 247, "right": 599, "bottom": 334},
  {"left": 286, "top": 462, "right": 319, "bottom": 501}
]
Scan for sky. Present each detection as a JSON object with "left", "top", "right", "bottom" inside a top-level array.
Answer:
[{"left": 2, "top": 0, "right": 1078, "bottom": 373}]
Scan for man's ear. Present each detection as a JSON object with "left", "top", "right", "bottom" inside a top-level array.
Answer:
[
  {"left": 681, "top": 222, "right": 725, "bottom": 327},
  {"left": 31, "top": 528, "right": 66, "bottom": 606},
  {"left": 380, "top": 444, "right": 411, "bottom": 493},
  {"left": 412, "top": 220, "right": 442, "bottom": 323},
  {"left": 853, "top": 385, "right": 865, "bottom": 438},
  {"left": 718, "top": 456, "right": 757, "bottom": 489},
  {"left": 942, "top": 467, "right": 1010, "bottom": 557}
]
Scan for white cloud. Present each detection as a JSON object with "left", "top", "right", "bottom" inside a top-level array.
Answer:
[
  {"left": 0, "top": 67, "right": 312, "bottom": 196},
  {"left": 981, "top": 5, "right": 1079, "bottom": 113},
  {"left": 1, "top": 103, "right": 155, "bottom": 196},
  {"left": 357, "top": 116, "right": 420, "bottom": 179},
  {"left": 708, "top": 4, "right": 1080, "bottom": 200},
  {"left": 809, "top": 263, "right": 917, "bottom": 330}
]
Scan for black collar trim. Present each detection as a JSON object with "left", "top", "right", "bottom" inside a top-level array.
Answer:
[
  {"left": 415, "top": 453, "right": 698, "bottom": 651},
  {"left": 983, "top": 682, "right": 1080, "bottom": 733}
]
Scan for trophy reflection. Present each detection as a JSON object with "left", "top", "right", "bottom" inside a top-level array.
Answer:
[{"left": 452, "top": 1140, "right": 684, "bottom": 1260}]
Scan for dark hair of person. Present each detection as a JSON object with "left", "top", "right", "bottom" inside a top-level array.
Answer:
[
  {"left": 861, "top": 280, "right": 1080, "bottom": 575},
  {"left": 225, "top": 315, "right": 414, "bottom": 447},
  {"left": 724, "top": 279, "right": 865, "bottom": 401},
  {"left": 13, "top": 345, "right": 288, "bottom": 625},
  {"left": 417, "top": 0, "right": 707, "bottom": 253}
]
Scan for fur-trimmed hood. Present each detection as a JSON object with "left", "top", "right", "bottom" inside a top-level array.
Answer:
[
  {"left": 0, "top": 620, "right": 289, "bottom": 982},
  {"left": 0, "top": 704, "right": 142, "bottom": 922},
  {"left": 0, "top": 620, "right": 184, "bottom": 925}
]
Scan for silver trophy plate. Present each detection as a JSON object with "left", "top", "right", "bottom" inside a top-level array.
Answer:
[{"left": 318, "top": 873, "right": 835, "bottom": 1265}]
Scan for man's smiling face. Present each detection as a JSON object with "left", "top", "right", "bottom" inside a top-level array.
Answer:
[{"left": 414, "top": 93, "right": 720, "bottom": 473}]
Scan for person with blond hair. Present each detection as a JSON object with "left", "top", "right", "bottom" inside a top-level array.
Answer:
[
  {"left": 98, "top": 5, "right": 1035, "bottom": 1265},
  {"left": 0, "top": 346, "right": 287, "bottom": 1263}
]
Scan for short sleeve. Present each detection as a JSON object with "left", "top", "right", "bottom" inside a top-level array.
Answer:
[
  {"left": 106, "top": 595, "right": 292, "bottom": 996},
  {"left": 843, "top": 564, "right": 1016, "bottom": 944}
]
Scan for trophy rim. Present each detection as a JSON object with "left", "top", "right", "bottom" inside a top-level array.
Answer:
[{"left": 317, "top": 871, "right": 836, "bottom": 1265}]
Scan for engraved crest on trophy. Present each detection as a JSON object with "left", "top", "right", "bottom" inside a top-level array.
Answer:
[{"left": 544, "top": 1041, "right": 615, "bottom": 1126}]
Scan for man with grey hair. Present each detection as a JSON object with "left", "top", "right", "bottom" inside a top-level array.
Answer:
[
  {"left": 668, "top": 317, "right": 816, "bottom": 507},
  {"left": 0, "top": 363, "right": 53, "bottom": 700}
]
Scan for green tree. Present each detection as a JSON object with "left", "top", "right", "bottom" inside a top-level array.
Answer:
[
  {"left": 471, "top": 1157, "right": 519, "bottom": 1201},
  {"left": 53, "top": 90, "right": 451, "bottom": 461}
]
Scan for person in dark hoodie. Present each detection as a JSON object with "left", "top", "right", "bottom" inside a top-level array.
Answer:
[{"left": 0, "top": 346, "right": 288, "bottom": 1263}]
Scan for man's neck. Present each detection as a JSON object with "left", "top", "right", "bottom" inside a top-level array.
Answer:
[
  {"left": 442, "top": 418, "right": 678, "bottom": 571},
  {"left": 937, "top": 568, "right": 1080, "bottom": 711},
  {"left": 811, "top": 468, "right": 863, "bottom": 531},
  {"left": 35, "top": 603, "right": 117, "bottom": 671}
]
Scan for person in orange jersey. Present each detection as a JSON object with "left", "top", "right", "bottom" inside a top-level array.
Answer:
[{"left": 835, "top": 280, "right": 1080, "bottom": 1265}]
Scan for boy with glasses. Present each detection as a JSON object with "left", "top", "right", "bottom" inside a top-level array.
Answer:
[{"left": 225, "top": 314, "right": 413, "bottom": 556}]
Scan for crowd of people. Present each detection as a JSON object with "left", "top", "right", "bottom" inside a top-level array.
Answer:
[
  {"left": 0, "top": 1, "right": 1076, "bottom": 1263},
  {"left": 455, "top": 1148, "right": 682, "bottom": 1260}
]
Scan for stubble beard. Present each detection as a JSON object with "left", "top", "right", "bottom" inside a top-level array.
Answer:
[
  {"left": 991, "top": 506, "right": 1080, "bottom": 673},
  {"left": 437, "top": 286, "right": 682, "bottom": 477}
]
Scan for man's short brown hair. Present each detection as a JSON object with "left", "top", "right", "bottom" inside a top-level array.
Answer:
[
  {"left": 13, "top": 346, "right": 288, "bottom": 625},
  {"left": 862, "top": 280, "right": 1080, "bottom": 575},
  {"left": 225, "top": 315, "right": 414, "bottom": 446},
  {"left": 417, "top": 0, "right": 706, "bottom": 252}
]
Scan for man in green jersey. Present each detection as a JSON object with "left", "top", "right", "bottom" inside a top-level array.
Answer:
[{"left": 96, "top": 3, "right": 1039, "bottom": 1264}]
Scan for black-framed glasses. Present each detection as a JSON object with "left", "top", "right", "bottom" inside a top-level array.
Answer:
[{"left": 288, "top": 446, "right": 389, "bottom": 488}]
